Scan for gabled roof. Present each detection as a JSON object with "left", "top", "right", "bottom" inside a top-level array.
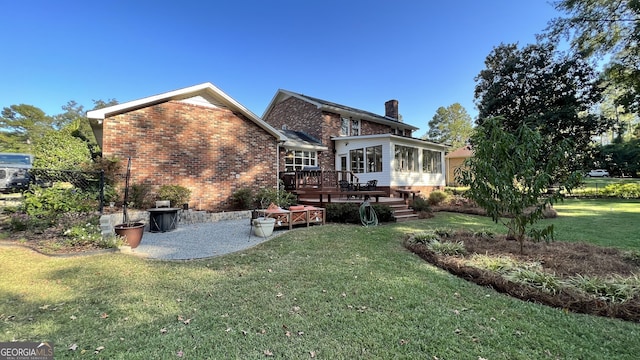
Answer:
[
  {"left": 263, "top": 89, "right": 419, "bottom": 131},
  {"left": 445, "top": 145, "right": 473, "bottom": 158},
  {"left": 87, "top": 82, "right": 287, "bottom": 148},
  {"left": 281, "top": 130, "right": 328, "bottom": 151}
]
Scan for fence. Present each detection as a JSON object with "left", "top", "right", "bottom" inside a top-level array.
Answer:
[{"left": 28, "top": 168, "right": 105, "bottom": 213}]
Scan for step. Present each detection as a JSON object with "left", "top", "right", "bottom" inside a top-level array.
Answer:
[{"left": 394, "top": 213, "right": 420, "bottom": 222}]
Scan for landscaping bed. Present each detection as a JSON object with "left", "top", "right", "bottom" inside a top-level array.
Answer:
[
  {"left": 0, "top": 212, "right": 116, "bottom": 255},
  {"left": 405, "top": 230, "right": 640, "bottom": 322}
]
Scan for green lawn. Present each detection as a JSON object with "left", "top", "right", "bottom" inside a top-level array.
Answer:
[{"left": 1, "top": 199, "right": 639, "bottom": 359}]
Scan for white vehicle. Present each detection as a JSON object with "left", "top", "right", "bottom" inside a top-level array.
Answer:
[
  {"left": 587, "top": 169, "right": 610, "bottom": 177},
  {"left": 0, "top": 153, "right": 33, "bottom": 192}
]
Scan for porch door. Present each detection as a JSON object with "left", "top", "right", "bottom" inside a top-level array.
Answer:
[{"left": 339, "top": 155, "right": 347, "bottom": 181}]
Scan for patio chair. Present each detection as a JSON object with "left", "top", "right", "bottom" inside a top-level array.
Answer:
[
  {"left": 339, "top": 179, "right": 353, "bottom": 198},
  {"left": 362, "top": 180, "right": 378, "bottom": 191}
]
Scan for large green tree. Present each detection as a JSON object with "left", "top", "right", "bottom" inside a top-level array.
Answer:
[
  {"left": 0, "top": 104, "right": 53, "bottom": 152},
  {"left": 458, "top": 117, "right": 582, "bottom": 253},
  {"left": 54, "top": 101, "right": 101, "bottom": 156},
  {"left": 546, "top": 0, "right": 640, "bottom": 112},
  {"left": 423, "top": 103, "right": 474, "bottom": 149},
  {"left": 474, "top": 42, "right": 612, "bottom": 172}
]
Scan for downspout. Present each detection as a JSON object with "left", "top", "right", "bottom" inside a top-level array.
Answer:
[{"left": 277, "top": 140, "right": 285, "bottom": 189}]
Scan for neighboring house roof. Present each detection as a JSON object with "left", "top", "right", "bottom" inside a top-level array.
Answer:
[
  {"left": 263, "top": 89, "right": 419, "bottom": 131},
  {"left": 281, "top": 130, "right": 328, "bottom": 151},
  {"left": 87, "top": 82, "right": 287, "bottom": 149},
  {"left": 445, "top": 145, "right": 473, "bottom": 158}
]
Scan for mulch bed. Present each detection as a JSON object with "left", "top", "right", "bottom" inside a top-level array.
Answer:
[{"left": 405, "top": 231, "right": 640, "bottom": 322}]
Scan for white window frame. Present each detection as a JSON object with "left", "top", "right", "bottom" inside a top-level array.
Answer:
[
  {"left": 422, "top": 149, "right": 443, "bottom": 174},
  {"left": 285, "top": 150, "right": 318, "bottom": 171},
  {"left": 340, "top": 117, "right": 349, "bottom": 136},
  {"left": 340, "top": 117, "right": 361, "bottom": 136},
  {"left": 395, "top": 145, "right": 418, "bottom": 172}
]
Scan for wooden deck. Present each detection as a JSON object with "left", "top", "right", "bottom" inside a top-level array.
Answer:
[{"left": 293, "top": 189, "right": 388, "bottom": 206}]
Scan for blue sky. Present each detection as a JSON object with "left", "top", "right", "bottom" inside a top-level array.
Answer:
[{"left": 1, "top": 0, "right": 559, "bottom": 137}]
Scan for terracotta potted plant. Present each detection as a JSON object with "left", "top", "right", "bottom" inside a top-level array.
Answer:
[{"left": 114, "top": 157, "right": 144, "bottom": 248}]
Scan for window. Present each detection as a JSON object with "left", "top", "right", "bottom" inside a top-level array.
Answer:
[
  {"left": 340, "top": 117, "right": 361, "bottom": 136},
  {"left": 395, "top": 145, "right": 418, "bottom": 172},
  {"left": 423, "top": 149, "right": 442, "bottom": 173},
  {"left": 351, "top": 118, "right": 360, "bottom": 136},
  {"left": 340, "top": 118, "right": 349, "bottom": 136},
  {"left": 285, "top": 150, "right": 317, "bottom": 171},
  {"left": 366, "top": 145, "right": 382, "bottom": 173},
  {"left": 350, "top": 148, "right": 365, "bottom": 173}
]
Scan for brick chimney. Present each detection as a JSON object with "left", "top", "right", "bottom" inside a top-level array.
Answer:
[{"left": 385, "top": 99, "right": 399, "bottom": 120}]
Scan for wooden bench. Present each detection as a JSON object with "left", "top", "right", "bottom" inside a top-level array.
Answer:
[
  {"left": 395, "top": 189, "right": 420, "bottom": 204},
  {"left": 257, "top": 205, "right": 326, "bottom": 229}
]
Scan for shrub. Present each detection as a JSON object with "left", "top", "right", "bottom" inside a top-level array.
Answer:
[
  {"left": 467, "top": 254, "right": 521, "bottom": 273},
  {"left": 157, "top": 185, "right": 192, "bottom": 207},
  {"left": 566, "top": 274, "right": 640, "bottom": 303},
  {"left": 254, "top": 188, "right": 296, "bottom": 209},
  {"left": 411, "top": 231, "right": 440, "bottom": 244},
  {"left": 444, "top": 186, "right": 468, "bottom": 196},
  {"left": 32, "top": 128, "right": 92, "bottom": 169},
  {"left": 22, "top": 183, "right": 97, "bottom": 218},
  {"left": 128, "top": 183, "right": 153, "bottom": 209},
  {"left": 601, "top": 182, "right": 640, "bottom": 199},
  {"left": 427, "top": 240, "right": 466, "bottom": 256},
  {"left": 326, "top": 203, "right": 361, "bottom": 223},
  {"left": 232, "top": 188, "right": 254, "bottom": 210},
  {"left": 63, "top": 221, "right": 102, "bottom": 246},
  {"left": 434, "top": 228, "right": 456, "bottom": 238},
  {"left": 8, "top": 213, "right": 52, "bottom": 231},
  {"left": 506, "top": 268, "right": 561, "bottom": 294},
  {"left": 371, "top": 204, "right": 394, "bottom": 223},
  {"left": 103, "top": 184, "right": 119, "bottom": 203},
  {"left": 90, "top": 156, "right": 122, "bottom": 185},
  {"left": 428, "top": 190, "right": 448, "bottom": 206},
  {"left": 473, "top": 229, "right": 495, "bottom": 239},
  {"left": 325, "top": 203, "right": 394, "bottom": 224},
  {"left": 411, "top": 196, "right": 430, "bottom": 212}
]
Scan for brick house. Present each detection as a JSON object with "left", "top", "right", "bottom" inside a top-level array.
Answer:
[
  {"left": 263, "top": 90, "right": 449, "bottom": 194},
  {"left": 87, "top": 83, "right": 286, "bottom": 212}
]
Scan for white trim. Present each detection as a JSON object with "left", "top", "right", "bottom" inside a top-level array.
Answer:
[{"left": 87, "top": 82, "right": 287, "bottom": 142}]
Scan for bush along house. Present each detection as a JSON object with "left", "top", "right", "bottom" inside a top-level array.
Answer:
[
  {"left": 87, "top": 83, "right": 287, "bottom": 212},
  {"left": 262, "top": 90, "right": 449, "bottom": 196}
]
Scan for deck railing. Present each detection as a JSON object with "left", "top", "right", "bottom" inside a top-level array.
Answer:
[{"left": 280, "top": 170, "right": 359, "bottom": 190}]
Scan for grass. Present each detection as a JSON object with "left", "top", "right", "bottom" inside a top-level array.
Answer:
[
  {"left": 428, "top": 198, "right": 640, "bottom": 250},
  {"left": 1, "top": 199, "right": 640, "bottom": 358}
]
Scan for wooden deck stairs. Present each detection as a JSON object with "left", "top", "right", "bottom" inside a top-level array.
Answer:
[{"left": 386, "top": 199, "right": 419, "bottom": 222}]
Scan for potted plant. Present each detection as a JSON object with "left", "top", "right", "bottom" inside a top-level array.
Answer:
[
  {"left": 252, "top": 216, "right": 276, "bottom": 237},
  {"left": 114, "top": 157, "right": 145, "bottom": 248}
]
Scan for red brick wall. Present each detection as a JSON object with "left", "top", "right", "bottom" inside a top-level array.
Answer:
[
  {"left": 265, "top": 96, "right": 399, "bottom": 171},
  {"left": 102, "top": 100, "right": 278, "bottom": 212},
  {"left": 361, "top": 121, "right": 392, "bottom": 135},
  {"left": 265, "top": 97, "right": 331, "bottom": 170}
]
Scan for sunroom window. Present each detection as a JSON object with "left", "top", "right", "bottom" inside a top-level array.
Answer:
[
  {"left": 423, "top": 149, "right": 442, "bottom": 173},
  {"left": 394, "top": 145, "right": 418, "bottom": 172}
]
